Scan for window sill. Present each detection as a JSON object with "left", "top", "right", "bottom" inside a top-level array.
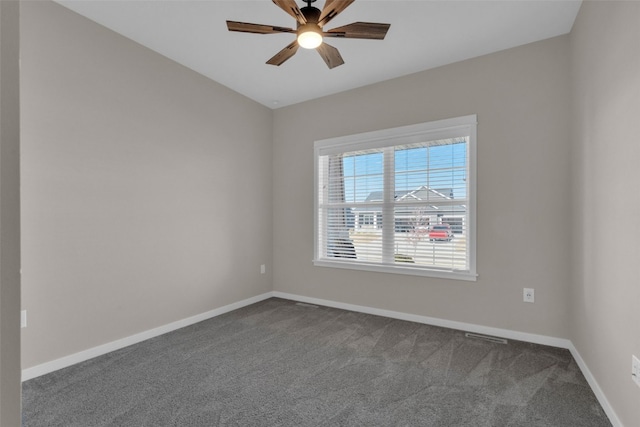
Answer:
[{"left": 312, "top": 259, "right": 478, "bottom": 282}]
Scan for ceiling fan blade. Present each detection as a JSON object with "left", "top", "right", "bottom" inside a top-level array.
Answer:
[
  {"left": 324, "top": 22, "right": 390, "bottom": 40},
  {"left": 319, "top": 0, "right": 355, "bottom": 27},
  {"left": 316, "top": 42, "right": 344, "bottom": 69},
  {"left": 227, "top": 21, "right": 295, "bottom": 35},
  {"left": 272, "top": 0, "right": 306, "bottom": 25},
  {"left": 266, "top": 40, "right": 300, "bottom": 66}
]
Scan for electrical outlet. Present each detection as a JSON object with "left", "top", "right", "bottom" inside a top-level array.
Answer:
[
  {"left": 260, "top": 264, "right": 266, "bottom": 274},
  {"left": 632, "top": 355, "right": 640, "bottom": 388},
  {"left": 523, "top": 288, "right": 535, "bottom": 303},
  {"left": 21, "top": 310, "right": 27, "bottom": 328}
]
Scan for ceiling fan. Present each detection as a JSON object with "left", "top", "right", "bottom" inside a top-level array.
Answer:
[{"left": 226, "top": 0, "right": 390, "bottom": 69}]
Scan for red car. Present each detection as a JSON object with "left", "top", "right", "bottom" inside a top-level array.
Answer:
[{"left": 429, "top": 224, "right": 453, "bottom": 242}]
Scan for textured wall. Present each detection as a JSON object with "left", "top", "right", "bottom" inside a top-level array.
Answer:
[
  {"left": 0, "top": 1, "right": 21, "bottom": 424},
  {"left": 273, "top": 36, "right": 572, "bottom": 339},
  {"left": 20, "top": 1, "right": 273, "bottom": 369},
  {"left": 570, "top": 1, "right": 640, "bottom": 425}
]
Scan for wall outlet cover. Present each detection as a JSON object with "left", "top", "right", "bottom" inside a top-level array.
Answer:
[{"left": 523, "top": 288, "right": 535, "bottom": 303}]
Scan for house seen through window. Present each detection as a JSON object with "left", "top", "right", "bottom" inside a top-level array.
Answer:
[{"left": 314, "top": 115, "right": 477, "bottom": 280}]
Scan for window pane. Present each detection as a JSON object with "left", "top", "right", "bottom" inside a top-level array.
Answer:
[
  {"left": 342, "top": 151, "right": 383, "bottom": 203},
  {"left": 393, "top": 206, "right": 468, "bottom": 270},
  {"left": 322, "top": 207, "right": 356, "bottom": 259},
  {"left": 395, "top": 138, "right": 468, "bottom": 202},
  {"left": 326, "top": 154, "right": 345, "bottom": 204},
  {"left": 395, "top": 146, "right": 427, "bottom": 193},
  {"left": 350, "top": 211, "right": 383, "bottom": 263}
]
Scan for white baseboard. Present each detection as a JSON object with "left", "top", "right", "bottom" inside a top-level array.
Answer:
[
  {"left": 21, "top": 292, "right": 273, "bottom": 382},
  {"left": 568, "top": 343, "right": 622, "bottom": 427},
  {"left": 272, "top": 291, "right": 571, "bottom": 348},
  {"left": 272, "top": 291, "right": 621, "bottom": 426},
  {"left": 22, "top": 290, "right": 622, "bottom": 426}
]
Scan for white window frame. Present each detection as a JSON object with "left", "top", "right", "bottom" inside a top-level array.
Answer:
[{"left": 313, "top": 115, "right": 477, "bottom": 281}]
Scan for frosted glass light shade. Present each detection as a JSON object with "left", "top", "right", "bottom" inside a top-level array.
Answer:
[{"left": 297, "top": 26, "right": 323, "bottom": 49}]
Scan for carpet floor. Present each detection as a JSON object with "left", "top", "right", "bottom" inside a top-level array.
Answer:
[{"left": 22, "top": 297, "right": 611, "bottom": 426}]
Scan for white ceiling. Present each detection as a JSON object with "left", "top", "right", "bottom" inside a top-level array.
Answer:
[{"left": 55, "top": 0, "right": 582, "bottom": 109}]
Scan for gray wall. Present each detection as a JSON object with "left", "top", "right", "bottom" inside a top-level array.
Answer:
[
  {"left": 20, "top": 1, "right": 273, "bottom": 369},
  {"left": 570, "top": 2, "right": 640, "bottom": 425},
  {"left": 15, "top": 1, "right": 640, "bottom": 425},
  {"left": 0, "top": 1, "right": 21, "bottom": 424},
  {"left": 273, "top": 36, "right": 572, "bottom": 339}
]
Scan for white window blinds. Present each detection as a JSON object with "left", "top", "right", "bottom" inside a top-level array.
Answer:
[{"left": 314, "top": 115, "right": 477, "bottom": 280}]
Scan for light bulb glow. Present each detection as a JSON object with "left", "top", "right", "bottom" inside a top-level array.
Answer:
[{"left": 297, "top": 24, "right": 323, "bottom": 49}]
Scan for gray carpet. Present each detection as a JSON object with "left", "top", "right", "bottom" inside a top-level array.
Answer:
[{"left": 22, "top": 297, "right": 611, "bottom": 426}]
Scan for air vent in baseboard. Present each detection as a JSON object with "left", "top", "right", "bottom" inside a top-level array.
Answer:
[
  {"left": 465, "top": 332, "right": 508, "bottom": 345},
  {"left": 295, "top": 302, "right": 318, "bottom": 309}
]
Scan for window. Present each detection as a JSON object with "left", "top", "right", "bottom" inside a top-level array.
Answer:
[
  {"left": 314, "top": 115, "right": 477, "bottom": 281},
  {"left": 359, "top": 213, "right": 374, "bottom": 227}
]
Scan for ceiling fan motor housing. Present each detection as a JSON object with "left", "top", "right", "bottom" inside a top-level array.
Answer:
[{"left": 299, "top": 6, "right": 321, "bottom": 27}]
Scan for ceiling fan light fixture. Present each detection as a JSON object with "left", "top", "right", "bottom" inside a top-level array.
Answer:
[
  {"left": 227, "top": 0, "right": 390, "bottom": 68},
  {"left": 297, "top": 24, "right": 323, "bottom": 49}
]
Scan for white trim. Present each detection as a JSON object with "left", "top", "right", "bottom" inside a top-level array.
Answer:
[
  {"left": 467, "top": 120, "right": 478, "bottom": 275},
  {"left": 381, "top": 147, "right": 395, "bottom": 264},
  {"left": 272, "top": 291, "right": 620, "bottom": 425},
  {"left": 272, "top": 291, "right": 568, "bottom": 348},
  {"left": 21, "top": 292, "right": 273, "bottom": 382},
  {"left": 313, "top": 259, "right": 478, "bottom": 281},
  {"left": 568, "top": 343, "right": 623, "bottom": 427},
  {"left": 315, "top": 115, "right": 477, "bottom": 156},
  {"left": 21, "top": 290, "right": 621, "bottom": 426}
]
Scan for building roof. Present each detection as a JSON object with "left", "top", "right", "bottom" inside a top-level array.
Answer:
[
  {"left": 354, "top": 186, "right": 465, "bottom": 214},
  {"left": 364, "top": 186, "right": 454, "bottom": 203}
]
